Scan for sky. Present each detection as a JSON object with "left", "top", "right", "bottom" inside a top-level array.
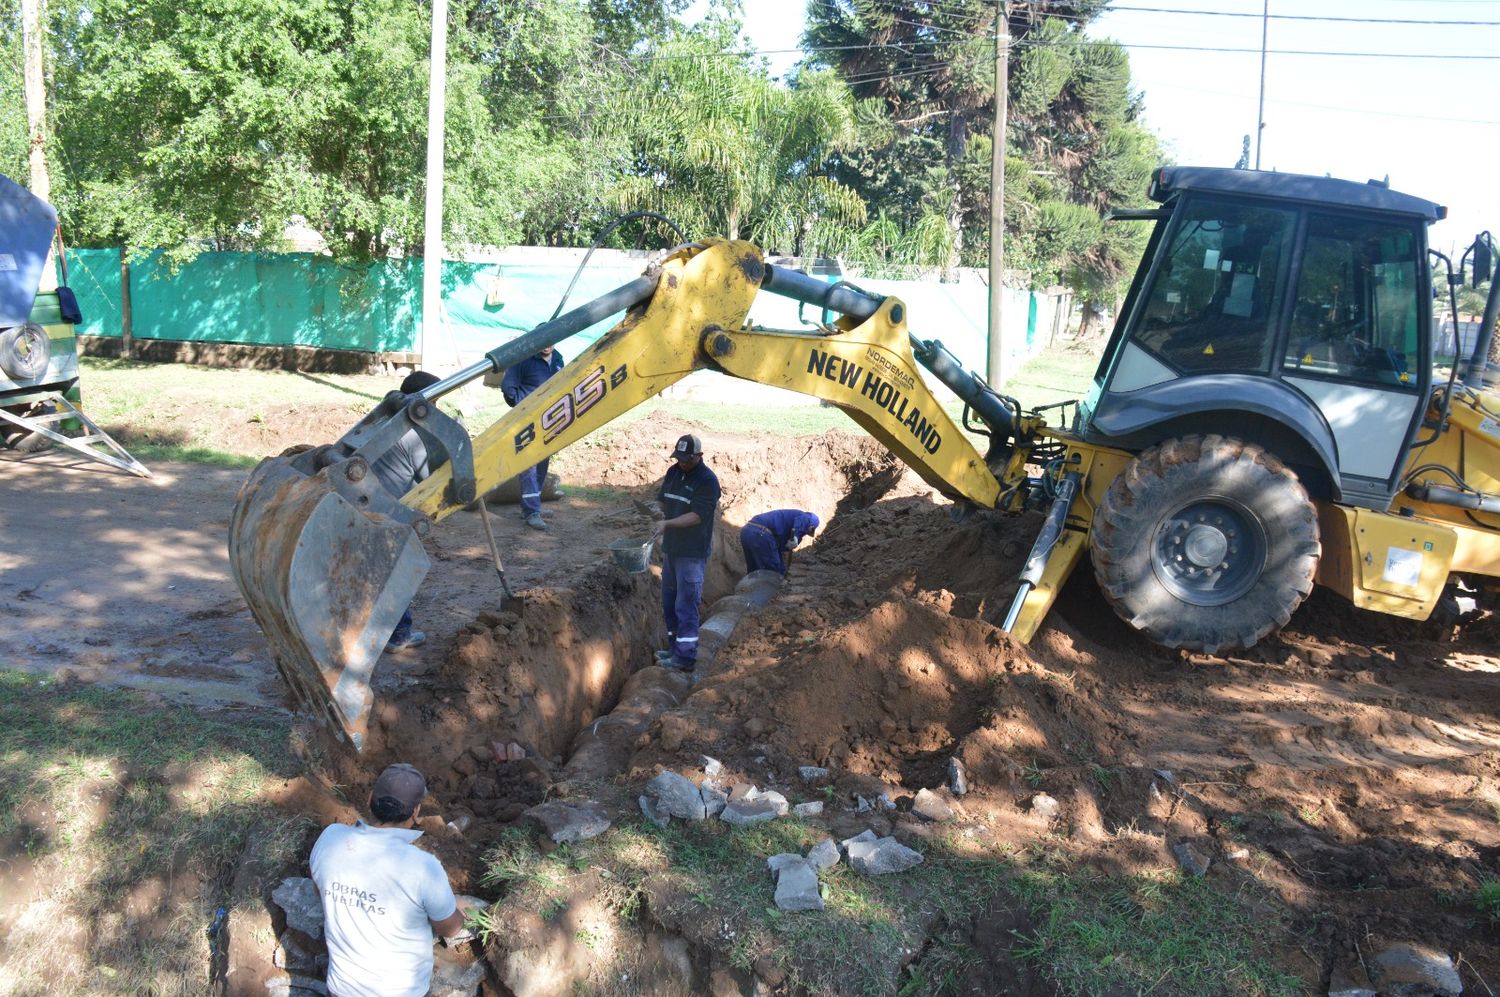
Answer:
[{"left": 684, "top": 0, "right": 1500, "bottom": 258}]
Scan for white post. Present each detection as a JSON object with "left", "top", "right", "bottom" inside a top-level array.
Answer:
[{"left": 420, "top": 0, "right": 449, "bottom": 370}]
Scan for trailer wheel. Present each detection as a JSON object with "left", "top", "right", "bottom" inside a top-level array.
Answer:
[
  {"left": 1090, "top": 434, "right": 1320, "bottom": 653},
  {"left": 0, "top": 324, "right": 51, "bottom": 381},
  {"left": 1, "top": 403, "right": 55, "bottom": 453}
]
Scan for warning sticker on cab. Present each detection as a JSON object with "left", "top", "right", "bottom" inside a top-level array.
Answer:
[
  {"left": 1480, "top": 416, "right": 1500, "bottom": 438},
  {"left": 1383, "top": 547, "right": 1423, "bottom": 588}
]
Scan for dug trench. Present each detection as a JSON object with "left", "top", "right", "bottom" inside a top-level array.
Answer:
[{"left": 262, "top": 415, "right": 1500, "bottom": 996}]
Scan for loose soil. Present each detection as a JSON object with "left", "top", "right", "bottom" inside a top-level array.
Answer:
[{"left": 6, "top": 406, "right": 1500, "bottom": 994}]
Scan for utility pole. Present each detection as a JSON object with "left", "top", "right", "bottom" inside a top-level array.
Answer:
[
  {"left": 21, "top": 0, "right": 57, "bottom": 292},
  {"left": 1254, "top": 0, "right": 1268, "bottom": 169},
  {"left": 986, "top": 1, "right": 1009, "bottom": 388},
  {"left": 419, "top": 0, "right": 449, "bottom": 370}
]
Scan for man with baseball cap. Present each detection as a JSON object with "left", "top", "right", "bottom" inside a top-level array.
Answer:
[
  {"left": 310, "top": 763, "right": 468, "bottom": 996},
  {"left": 651, "top": 433, "right": 721, "bottom": 672}
]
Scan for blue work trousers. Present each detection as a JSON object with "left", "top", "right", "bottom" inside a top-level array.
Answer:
[
  {"left": 519, "top": 458, "right": 549, "bottom": 515},
  {"left": 739, "top": 523, "right": 785, "bottom": 574},
  {"left": 661, "top": 554, "right": 706, "bottom": 665}
]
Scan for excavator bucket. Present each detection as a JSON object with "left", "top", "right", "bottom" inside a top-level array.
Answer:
[{"left": 229, "top": 453, "right": 429, "bottom": 752}]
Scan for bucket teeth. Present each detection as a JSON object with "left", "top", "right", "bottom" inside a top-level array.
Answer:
[{"left": 228, "top": 455, "right": 430, "bottom": 751}]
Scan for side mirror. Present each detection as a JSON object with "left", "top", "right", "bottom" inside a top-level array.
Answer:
[{"left": 1474, "top": 238, "right": 1492, "bottom": 286}]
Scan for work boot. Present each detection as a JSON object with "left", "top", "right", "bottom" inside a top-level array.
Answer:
[
  {"left": 386, "top": 629, "right": 427, "bottom": 652},
  {"left": 662, "top": 656, "right": 695, "bottom": 674},
  {"left": 654, "top": 648, "right": 677, "bottom": 663},
  {"left": 525, "top": 512, "right": 548, "bottom": 531}
]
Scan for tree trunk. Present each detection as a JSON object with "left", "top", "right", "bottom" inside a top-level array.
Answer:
[{"left": 942, "top": 111, "right": 969, "bottom": 283}]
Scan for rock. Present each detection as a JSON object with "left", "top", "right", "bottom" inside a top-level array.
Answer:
[
  {"left": 701, "top": 756, "right": 724, "bottom": 778},
  {"left": 1152, "top": 768, "right": 1176, "bottom": 788},
  {"left": 767, "top": 853, "right": 802, "bottom": 874},
  {"left": 1370, "top": 942, "right": 1462, "bottom": 996},
  {"left": 701, "top": 785, "right": 729, "bottom": 819},
  {"left": 1030, "top": 793, "right": 1060, "bottom": 819},
  {"left": 772, "top": 858, "right": 824, "bottom": 912},
  {"left": 647, "top": 771, "right": 708, "bottom": 821},
  {"left": 720, "top": 798, "right": 783, "bottom": 826},
  {"left": 854, "top": 795, "right": 873, "bottom": 813},
  {"left": 1172, "top": 841, "right": 1211, "bottom": 877},
  {"left": 524, "top": 801, "right": 611, "bottom": 843},
  {"left": 430, "top": 951, "right": 487, "bottom": 997},
  {"left": 846, "top": 836, "right": 924, "bottom": 875},
  {"left": 793, "top": 801, "right": 824, "bottom": 818},
  {"left": 911, "top": 788, "right": 954, "bottom": 823},
  {"left": 729, "top": 782, "right": 756, "bottom": 802},
  {"left": 271, "top": 877, "right": 324, "bottom": 940},
  {"left": 1327, "top": 988, "right": 1376, "bottom": 997},
  {"left": 265, "top": 974, "right": 329, "bottom": 996},
  {"left": 947, "top": 758, "right": 969, "bottom": 797},
  {"left": 1225, "top": 847, "right": 1250, "bottom": 862},
  {"left": 877, "top": 793, "right": 896, "bottom": 811},
  {"left": 639, "top": 794, "right": 670, "bottom": 828},
  {"left": 798, "top": 766, "right": 830, "bottom": 782},
  {"left": 807, "top": 839, "right": 840, "bottom": 870}
]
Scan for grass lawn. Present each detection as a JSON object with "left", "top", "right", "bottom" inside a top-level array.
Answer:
[{"left": 0, "top": 671, "right": 308, "bottom": 995}]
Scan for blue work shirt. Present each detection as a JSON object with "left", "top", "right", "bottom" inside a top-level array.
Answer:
[
  {"left": 501, "top": 351, "right": 564, "bottom": 406},
  {"left": 658, "top": 461, "right": 721, "bottom": 559},
  {"left": 747, "top": 509, "right": 820, "bottom": 551}
]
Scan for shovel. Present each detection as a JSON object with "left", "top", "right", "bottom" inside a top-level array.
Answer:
[{"left": 475, "top": 496, "right": 525, "bottom": 613}]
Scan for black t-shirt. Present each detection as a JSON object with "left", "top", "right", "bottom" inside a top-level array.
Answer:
[{"left": 658, "top": 461, "right": 720, "bottom": 559}]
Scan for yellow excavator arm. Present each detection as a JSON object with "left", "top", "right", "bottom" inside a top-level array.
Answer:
[{"left": 229, "top": 239, "right": 1031, "bottom": 750}]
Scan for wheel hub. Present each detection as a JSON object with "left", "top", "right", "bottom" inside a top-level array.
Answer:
[
  {"left": 1151, "top": 499, "right": 1268, "bottom": 607},
  {"left": 1183, "top": 524, "right": 1228, "bottom": 568}
]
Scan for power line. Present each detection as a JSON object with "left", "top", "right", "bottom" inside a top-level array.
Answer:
[
  {"left": 1107, "top": 4, "right": 1500, "bottom": 26},
  {"left": 1136, "top": 77, "right": 1500, "bottom": 126}
]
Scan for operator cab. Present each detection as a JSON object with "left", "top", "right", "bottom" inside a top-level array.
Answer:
[{"left": 1082, "top": 167, "right": 1445, "bottom": 510}]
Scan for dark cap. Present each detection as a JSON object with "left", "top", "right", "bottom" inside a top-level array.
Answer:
[
  {"left": 667, "top": 434, "right": 703, "bottom": 460},
  {"left": 371, "top": 763, "right": 427, "bottom": 813}
]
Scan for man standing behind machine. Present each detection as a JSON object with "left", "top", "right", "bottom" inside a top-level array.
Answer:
[
  {"left": 501, "top": 345, "right": 565, "bottom": 530},
  {"left": 652, "top": 434, "right": 720, "bottom": 673}
]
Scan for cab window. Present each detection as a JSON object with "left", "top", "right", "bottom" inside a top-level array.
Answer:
[
  {"left": 1132, "top": 199, "right": 1296, "bottom": 373},
  {"left": 1282, "top": 214, "right": 1420, "bottom": 388}
]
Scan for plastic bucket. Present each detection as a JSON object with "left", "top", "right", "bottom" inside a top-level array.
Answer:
[{"left": 609, "top": 537, "right": 652, "bottom": 573}]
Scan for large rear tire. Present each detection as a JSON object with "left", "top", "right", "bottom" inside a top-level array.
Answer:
[
  {"left": 1090, "top": 434, "right": 1320, "bottom": 653},
  {"left": 0, "top": 324, "right": 50, "bottom": 381}
]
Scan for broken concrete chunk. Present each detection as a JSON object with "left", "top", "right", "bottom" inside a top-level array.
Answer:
[
  {"left": 720, "top": 797, "right": 784, "bottom": 826},
  {"left": 271, "top": 877, "right": 324, "bottom": 940},
  {"left": 792, "top": 801, "right": 824, "bottom": 818},
  {"left": 947, "top": 757, "right": 969, "bottom": 797},
  {"left": 854, "top": 795, "right": 873, "bottom": 813},
  {"left": 1370, "top": 942, "right": 1462, "bottom": 996},
  {"left": 1030, "top": 793, "right": 1060, "bottom": 819},
  {"left": 746, "top": 788, "right": 790, "bottom": 815},
  {"left": 1172, "top": 841, "right": 1211, "bottom": 878},
  {"left": 524, "top": 801, "right": 611, "bottom": 843},
  {"left": 772, "top": 858, "right": 824, "bottom": 912},
  {"left": 911, "top": 788, "right": 954, "bottom": 823},
  {"left": 798, "top": 766, "right": 829, "bottom": 782},
  {"left": 766, "top": 853, "right": 802, "bottom": 875},
  {"left": 806, "top": 839, "right": 840, "bottom": 870},
  {"left": 877, "top": 793, "right": 896, "bottom": 811},
  {"left": 729, "top": 782, "right": 756, "bottom": 802},
  {"left": 274, "top": 931, "right": 326, "bottom": 975},
  {"left": 701, "top": 756, "right": 723, "bottom": 778},
  {"left": 639, "top": 794, "right": 670, "bottom": 828},
  {"left": 647, "top": 771, "right": 708, "bottom": 821},
  {"left": 701, "top": 784, "right": 729, "bottom": 819},
  {"left": 430, "top": 952, "right": 487, "bottom": 997},
  {"left": 847, "top": 836, "right": 924, "bottom": 875}
]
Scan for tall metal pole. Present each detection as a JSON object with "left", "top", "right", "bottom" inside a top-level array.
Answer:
[
  {"left": 22, "top": 0, "right": 56, "bottom": 292},
  {"left": 986, "top": 2, "right": 1009, "bottom": 388},
  {"left": 420, "top": 0, "right": 449, "bottom": 369},
  {"left": 1254, "top": 0, "right": 1268, "bottom": 169}
]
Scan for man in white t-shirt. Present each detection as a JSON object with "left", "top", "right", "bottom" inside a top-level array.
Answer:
[{"left": 310, "top": 763, "right": 468, "bottom": 997}]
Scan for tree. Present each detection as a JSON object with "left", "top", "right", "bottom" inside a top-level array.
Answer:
[{"left": 612, "top": 14, "right": 865, "bottom": 253}]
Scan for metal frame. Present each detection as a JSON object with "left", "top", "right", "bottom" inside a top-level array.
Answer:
[{"left": 0, "top": 391, "right": 150, "bottom": 477}]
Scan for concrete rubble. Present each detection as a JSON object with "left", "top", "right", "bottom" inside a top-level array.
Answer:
[
  {"left": 798, "top": 766, "right": 830, "bottom": 782},
  {"left": 793, "top": 801, "right": 824, "bottom": 817},
  {"left": 1030, "top": 793, "right": 1060, "bottom": 818},
  {"left": 524, "top": 801, "right": 612, "bottom": 843},
  {"left": 271, "top": 877, "right": 324, "bottom": 940},
  {"left": 646, "top": 771, "right": 709, "bottom": 821},
  {"left": 911, "top": 788, "right": 954, "bottom": 823},
  {"left": 720, "top": 787, "right": 789, "bottom": 826},
  {"left": 1369, "top": 942, "right": 1462, "bottom": 996},
  {"left": 840, "top": 829, "right": 924, "bottom": 875},
  {"left": 947, "top": 757, "right": 969, "bottom": 796},
  {"left": 806, "top": 839, "right": 840, "bottom": 870}
]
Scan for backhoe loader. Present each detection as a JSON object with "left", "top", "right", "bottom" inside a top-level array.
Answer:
[{"left": 230, "top": 166, "right": 1500, "bottom": 752}]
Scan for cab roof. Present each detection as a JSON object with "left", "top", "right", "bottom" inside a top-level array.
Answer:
[{"left": 1149, "top": 166, "right": 1445, "bottom": 222}]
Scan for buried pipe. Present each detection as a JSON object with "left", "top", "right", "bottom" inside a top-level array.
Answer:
[{"left": 562, "top": 571, "right": 784, "bottom": 782}]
